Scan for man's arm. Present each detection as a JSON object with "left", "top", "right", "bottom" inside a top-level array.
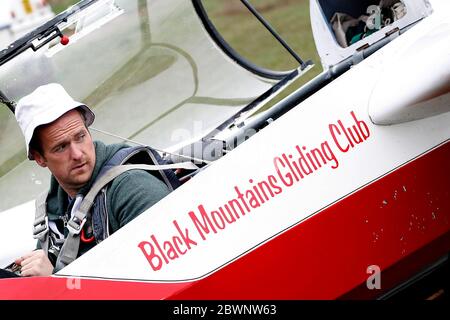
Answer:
[{"left": 108, "top": 170, "right": 171, "bottom": 231}]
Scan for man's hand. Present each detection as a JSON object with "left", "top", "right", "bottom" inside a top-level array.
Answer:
[{"left": 15, "top": 250, "right": 53, "bottom": 277}]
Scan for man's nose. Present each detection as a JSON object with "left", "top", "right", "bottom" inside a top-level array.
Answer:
[{"left": 69, "top": 143, "right": 83, "bottom": 160}]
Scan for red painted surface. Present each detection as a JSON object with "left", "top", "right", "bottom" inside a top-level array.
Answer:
[
  {"left": 171, "top": 142, "right": 449, "bottom": 299},
  {"left": 0, "top": 142, "right": 448, "bottom": 300},
  {"left": 0, "top": 276, "right": 192, "bottom": 300}
]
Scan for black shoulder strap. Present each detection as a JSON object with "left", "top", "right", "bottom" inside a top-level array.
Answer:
[{"left": 101, "top": 146, "right": 183, "bottom": 191}]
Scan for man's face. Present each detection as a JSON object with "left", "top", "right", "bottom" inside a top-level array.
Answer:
[{"left": 32, "top": 109, "right": 96, "bottom": 197}]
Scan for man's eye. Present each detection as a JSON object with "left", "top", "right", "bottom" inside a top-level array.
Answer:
[
  {"left": 76, "top": 133, "right": 86, "bottom": 142},
  {"left": 55, "top": 144, "right": 66, "bottom": 153}
]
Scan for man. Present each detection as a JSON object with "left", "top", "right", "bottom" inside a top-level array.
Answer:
[{"left": 13, "top": 83, "right": 171, "bottom": 276}]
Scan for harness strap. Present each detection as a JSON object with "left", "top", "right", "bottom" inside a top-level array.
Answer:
[
  {"left": 83, "top": 162, "right": 198, "bottom": 209},
  {"left": 33, "top": 191, "right": 49, "bottom": 255},
  {"left": 54, "top": 161, "right": 196, "bottom": 272}
]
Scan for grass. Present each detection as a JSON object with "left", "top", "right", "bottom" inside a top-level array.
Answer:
[
  {"left": 47, "top": 0, "right": 78, "bottom": 14},
  {"left": 48, "top": 0, "right": 321, "bottom": 78},
  {"left": 201, "top": 0, "right": 322, "bottom": 110},
  {"left": 202, "top": 0, "right": 321, "bottom": 79},
  {"left": 47, "top": 0, "right": 322, "bottom": 109}
]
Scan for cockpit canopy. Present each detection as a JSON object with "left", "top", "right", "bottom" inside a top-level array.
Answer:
[{"left": 0, "top": 0, "right": 309, "bottom": 212}]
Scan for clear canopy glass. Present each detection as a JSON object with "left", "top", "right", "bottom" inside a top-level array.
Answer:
[{"left": 0, "top": 0, "right": 303, "bottom": 212}]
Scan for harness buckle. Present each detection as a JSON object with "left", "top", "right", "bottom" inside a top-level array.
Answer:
[
  {"left": 33, "top": 216, "right": 49, "bottom": 239},
  {"left": 66, "top": 213, "right": 87, "bottom": 236}
]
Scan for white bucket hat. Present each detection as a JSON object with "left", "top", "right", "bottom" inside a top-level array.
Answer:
[{"left": 15, "top": 83, "right": 95, "bottom": 160}]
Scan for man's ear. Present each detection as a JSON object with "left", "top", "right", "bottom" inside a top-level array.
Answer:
[{"left": 32, "top": 150, "right": 47, "bottom": 168}]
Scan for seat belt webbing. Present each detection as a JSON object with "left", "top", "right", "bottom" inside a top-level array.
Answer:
[{"left": 33, "top": 191, "right": 50, "bottom": 255}]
